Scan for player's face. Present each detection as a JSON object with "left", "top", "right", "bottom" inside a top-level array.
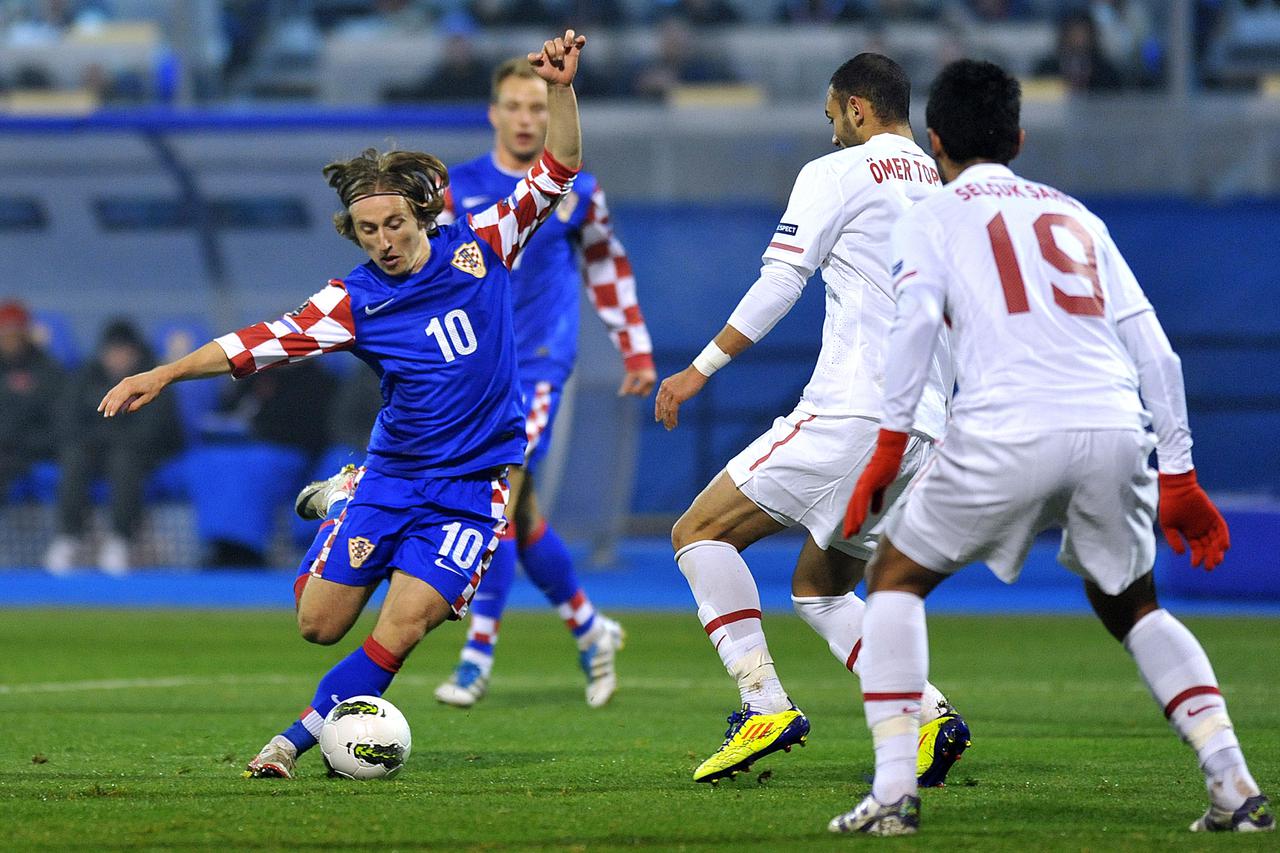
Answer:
[
  {"left": 349, "top": 195, "right": 429, "bottom": 276},
  {"left": 825, "top": 87, "right": 859, "bottom": 149},
  {"left": 490, "top": 75, "right": 549, "bottom": 163}
]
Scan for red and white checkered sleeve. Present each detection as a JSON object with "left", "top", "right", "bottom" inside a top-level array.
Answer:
[
  {"left": 468, "top": 151, "right": 577, "bottom": 270},
  {"left": 580, "top": 183, "right": 654, "bottom": 372},
  {"left": 435, "top": 185, "right": 457, "bottom": 227},
  {"left": 213, "top": 280, "right": 355, "bottom": 379}
]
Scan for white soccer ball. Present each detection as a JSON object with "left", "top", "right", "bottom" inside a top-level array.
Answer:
[{"left": 319, "top": 695, "right": 412, "bottom": 780}]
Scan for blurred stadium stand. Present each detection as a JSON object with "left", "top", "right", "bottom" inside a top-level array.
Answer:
[{"left": 1, "top": 2, "right": 1278, "bottom": 590}]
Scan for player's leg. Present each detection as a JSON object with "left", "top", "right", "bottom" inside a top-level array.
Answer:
[
  {"left": 790, "top": 536, "right": 966, "bottom": 787},
  {"left": 1087, "top": 569, "right": 1271, "bottom": 831},
  {"left": 828, "top": 537, "right": 948, "bottom": 836},
  {"left": 434, "top": 467, "right": 523, "bottom": 707},
  {"left": 246, "top": 575, "right": 379, "bottom": 778},
  {"left": 513, "top": 477, "right": 625, "bottom": 707},
  {"left": 672, "top": 471, "right": 810, "bottom": 782}
]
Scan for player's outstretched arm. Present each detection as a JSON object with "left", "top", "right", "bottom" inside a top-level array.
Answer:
[
  {"left": 654, "top": 324, "right": 751, "bottom": 430},
  {"left": 98, "top": 340, "right": 231, "bottom": 417},
  {"left": 529, "top": 29, "right": 585, "bottom": 171}
]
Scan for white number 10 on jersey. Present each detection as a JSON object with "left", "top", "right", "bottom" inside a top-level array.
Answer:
[{"left": 425, "top": 309, "right": 478, "bottom": 362}]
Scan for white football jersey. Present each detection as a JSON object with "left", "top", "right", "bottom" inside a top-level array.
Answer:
[
  {"left": 762, "top": 133, "right": 952, "bottom": 438},
  {"left": 891, "top": 163, "right": 1152, "bottom": 437}
]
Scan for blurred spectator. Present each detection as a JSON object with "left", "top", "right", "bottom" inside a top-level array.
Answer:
[
  {"left": 539, "top": 0, "right": 630, "bottom": 27},
  {"left": 467, "top": 0, "right": 556, "bottom": 27},
  {"left": 1034, "top": 10, "right": 1124, "bottom": 92},
  {"left": 330, "top": 367, "right": 382, "bottom": 456},
  {"left": 45, "top": 319, "right": 182, "bottom": 576},
  {"left": 964, "top": 0, "right": 1038, "bottom": 21},
  {"left": 0, "top": 300, "right": 63, "bottom": 503},
  {"left": 383, "top": 16, "right": 491, "bottom": 102},
  {"left": 775, "top": 0, "right": 869, "bottom": 23},
  {"left": 191, "top": 359, "right": 337, "bottom": 567},
  {"left": 629, "top": 15, "right": 740, "bottom": 100},
  {"left": 331, "top": 0, "right": 432, "bottom": 36},
  {"left": 656, "top": 0, "right": 742, "bottom": 25},
  {"left": 1090, "top": 0, "right": 1162, "bottom": 83}
]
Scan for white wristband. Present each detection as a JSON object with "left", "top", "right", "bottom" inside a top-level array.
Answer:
[{"left": 692, "top": 341, "right": 731, "bottom": 377}]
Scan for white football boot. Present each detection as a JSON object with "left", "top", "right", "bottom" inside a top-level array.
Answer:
[
  {"left": 581, "top": 616, "right": 625, "bottom": 708},
  {"left": 434, "top": 661, "right": 490, "bottom": 708},
  {"left": 244, "top": 735, "right": 297, "bottom": 779},
  {"left": 294, "top": 464, "right": 359, "bottom": 521}
]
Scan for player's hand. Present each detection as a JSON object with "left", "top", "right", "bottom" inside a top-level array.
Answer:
[
  {"left": 842, "top": 429, "right": 910, "bottom": 538},
  {"left": 654, "top": 365, "right": 708, "bottom": 431},
  {"left": 97, "top": 369, "right": 167, "bottom": 417},
  {"left": 528, "top": 29, "right": 586, "bottom": 87},
  {"left": 1158, "top": 470, "right": 1230, "bottom": 570},
  {"left": 619, "top": 366, "right": 657, "bottom": 397}
]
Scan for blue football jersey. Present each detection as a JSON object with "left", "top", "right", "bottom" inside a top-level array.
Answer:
[
  {"left": 447, "top": 153, "right": 599, "bottom": 386},
  {"left": 214, "top": 152, "right": 579, "bottom": 478}
]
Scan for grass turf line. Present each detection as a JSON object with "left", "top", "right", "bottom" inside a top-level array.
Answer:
[{"left": 1, "top": 609, "right": 1276, "bottom": 851}]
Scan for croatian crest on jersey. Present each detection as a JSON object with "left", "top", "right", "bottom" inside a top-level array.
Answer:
[
  {"left": 348, "top": 536, "right": 375, "bottom": 568},
  {"left": 451, "top": 241, "right": 486, "bottom": 278},
  {"left": 555, "top": 191, "right": 579, "bottom": 222}
]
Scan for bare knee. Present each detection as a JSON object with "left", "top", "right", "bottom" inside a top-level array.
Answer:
[
  {"left": 297, "top": 611, "right": 348, "bottom": 646},
  {"left": 671, "top": 509, "right": 710, "bottom": 553}
]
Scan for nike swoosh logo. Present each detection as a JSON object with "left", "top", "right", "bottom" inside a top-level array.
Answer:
[
  {"left": 461, "top": 195, "right": 489, "bottom": 208},
  {"left": 364, "top": 299, "right": 395, "bottom": 315},
  {"left": 330, "top": 694, "right": 340, "bottom": 705},
  {"left": 1186, "top": 704, "right": 1219, "bottom": 717},
  {"left": 434, "top": 557, "right": 458, "bottom": 573}
]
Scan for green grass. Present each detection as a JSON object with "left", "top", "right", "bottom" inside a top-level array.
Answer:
[{"left": 1, "top": 609, "right": 1276, "bottom": 851}]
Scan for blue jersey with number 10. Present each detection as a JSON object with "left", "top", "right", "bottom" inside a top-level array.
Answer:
[{"left": 214, "top": 152, "right": 579, "bottom": 478}]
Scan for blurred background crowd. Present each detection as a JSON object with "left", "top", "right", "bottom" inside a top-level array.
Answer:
[{"left": 0, "top": 1, "right": 1276, "bottom": 108}]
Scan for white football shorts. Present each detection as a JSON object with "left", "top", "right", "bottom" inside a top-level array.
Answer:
[
  {"left": 884, "top": 427, "right": 1158, "bottom": 596},
  {"left": 725, "top": 408, "right": 933, "bottom": 560}
]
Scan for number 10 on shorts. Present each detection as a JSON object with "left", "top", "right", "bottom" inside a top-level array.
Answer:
[{"left": 439, "top": 521, "right": 485, "bottom": 570}]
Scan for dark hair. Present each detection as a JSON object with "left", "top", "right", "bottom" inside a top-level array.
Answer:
[
  {"left": 925, "top": 60, "right": 1021, "bottom": 165},
  {"left": 829, "top": 53, "right": 910, "bottom": 125},
  {"left": 491, "top": 55, "right": 540, "bottom": 102},
  {"left": 323, "top": 148, "right": 449, "bottom": 243}
]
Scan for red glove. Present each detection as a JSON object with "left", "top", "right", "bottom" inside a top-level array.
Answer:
[
  {"left": 843, "top": 429, "right": 910, "bottom": 539},
  {"left": 1158, "top": 469, "right": 1230, "bottom": 570}
]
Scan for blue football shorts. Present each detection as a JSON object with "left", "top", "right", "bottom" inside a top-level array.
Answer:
[
  {"left": 305, "top": 466, "right": 510, "bottom": 618},
  {"left": 520, "top": 379, "right": 563, "bottom": 473}
]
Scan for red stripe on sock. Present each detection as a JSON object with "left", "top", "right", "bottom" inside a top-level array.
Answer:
[
  {"left": 703, "top": 608, "right": 762, "bottom": 635},
  {"left": 293, "top": 573, "right": 309, "bottom": 608},
  {"left": 362, "top": 636, "right": 403, "bottom": 673},
  {"left": 1164, "top": 685, "right": 1221, "bottom": 718},
  {"left": 570, "top": 589, "right": 587, "bottom": 610},
  {"left": 472, "top": 633, "right": 492, "bottom": 645},
  {"left": 845, "top": 639, "right": 862, "bottom": 671},
  {"left": 300, "top": 705, "right": 315, "bottom": 719},
  {"left": 863, "top": 691, "right": 923, "bottom": 701},
  {"left": 521, "top": 518, "right": 549, "bottom": 548}
]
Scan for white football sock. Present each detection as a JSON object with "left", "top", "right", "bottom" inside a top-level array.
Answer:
[
  {"left": 676, "top": 540, "right": 790, "bottom": 714},
  {"left": 1124, "top": 608, "right": 1260, "bottom": 810},
  {"left": 792, "top": 592, "right": 951, "bottom": 724},
  {"left": 861, "top": 591, "right": 928, "bottom": 804}
]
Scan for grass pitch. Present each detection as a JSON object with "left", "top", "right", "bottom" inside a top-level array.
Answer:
[{"left": 1, "top": 608, "right": 1276, "bottom": 851}]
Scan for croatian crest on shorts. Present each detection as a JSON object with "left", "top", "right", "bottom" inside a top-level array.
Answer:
[
  {"left": 348, "top": 536, "right": 375, "bottom": 568},
  {"left": 555, "top": 191, "right": 579, "bottom": 222},
  {"left": 451, "top": 241, "right": 486, "bottom": 278}
]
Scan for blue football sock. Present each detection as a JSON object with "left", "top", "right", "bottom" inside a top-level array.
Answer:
[
  {"left": 462, "top": 537, "right": 516, "bottom": 668},
  {"left": 280, "top": 635, "right": 402, "bottom": 755},
  {"left": 519, "top": 521, "right": 579, "bottom": 604},
  {"left": 520, "top": 522, "right": 596, "bottom": 639}
]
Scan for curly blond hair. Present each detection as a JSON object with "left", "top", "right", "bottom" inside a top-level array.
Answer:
[{"left": 323, "top": 148, "right": 449, "bottom": 243}]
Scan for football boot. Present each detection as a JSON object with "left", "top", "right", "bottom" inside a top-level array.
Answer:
[
  {"left": 828, "top": 793, "right": 921, "bottom": 836},
  {"left": 692, "top": 703, "right": 809, "bottom": 783},
  {"left": 434, "top": 660, "right": 489, "bottom": 708},
  {"left": 916, "top": 711, "right": 971, "bottom": 787},
  {"left": 1190, "top": 794, "right": 1275, "bottom": 833}
]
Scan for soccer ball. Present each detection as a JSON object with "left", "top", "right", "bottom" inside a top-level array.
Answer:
[{"left": 319, "top": 695, "right": 412, "bottom": 780}]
